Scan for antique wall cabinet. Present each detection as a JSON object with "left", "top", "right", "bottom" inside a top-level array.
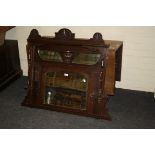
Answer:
[{"left": 22, "top": 28, "right": 123, "bottom": 120}]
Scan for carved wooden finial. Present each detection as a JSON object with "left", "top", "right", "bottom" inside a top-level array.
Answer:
[
  {"left": 28, "top": 29, "right": 41, "bottom": 40},
  {"left": 55, "top": 28, "right": 75, "bottom": 39},
  {"left": 91, "top": 32, "right": 109, "bottom": 47},
  {"left": 93, "top": 32, "right": 103, "bottom": 40}
]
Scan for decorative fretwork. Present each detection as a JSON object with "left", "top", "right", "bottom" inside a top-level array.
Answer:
[{"left": 62, "top": 50, "right": 74, "bottom": 63}]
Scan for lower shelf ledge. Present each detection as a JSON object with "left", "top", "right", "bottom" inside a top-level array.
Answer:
[{"left": 22, "top": 99, "right": 112, "bottom": 120}]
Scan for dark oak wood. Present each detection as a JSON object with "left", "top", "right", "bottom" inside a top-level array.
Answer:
[
  {"left": 104, "top": 40, "right": 123, "bottom": 95},
  {"left": 0, "top": 40, "right": 23, "bottom": 90},
  {"left": 22, "top": 28, "right": 123, "bottom": 120},
  {"left": 0, "top": 26, "right": 15, "bottom": 45},
  {"left": 0, "top": 26, "right": 15, "bottom": 32}
]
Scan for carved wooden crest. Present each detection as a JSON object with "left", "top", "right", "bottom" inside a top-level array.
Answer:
[
  {"left": 62, "top": 50, "right": 74, "bottom": 63},
  {"left": 55, "top": 28, "right": 75, "bottom": 39}
]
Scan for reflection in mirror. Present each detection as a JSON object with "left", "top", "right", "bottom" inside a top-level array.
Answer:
[
  {"left": 38, "top": 50, "right": 101, "bottom": 65},
  {"left": 38, "top": 50, "right": 62, "bottom": 62},
  {"left": 73, "top": 53, "right": 101, "bottom": 65},
  {"left": 44, "top": 71, "right": 88, "bottom": 110}
]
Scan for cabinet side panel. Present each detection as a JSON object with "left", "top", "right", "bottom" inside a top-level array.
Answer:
[
  {"left": 115, "top": 44, "right": 123, "bottom": 81},
  {"left": 104, "top": 50, "right": 115, "bottom": 95}
]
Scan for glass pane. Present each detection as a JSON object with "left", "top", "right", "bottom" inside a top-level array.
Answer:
[
  {"left": 72, "top": 53, "right": 100, "bottom": 65},
  {"left": 38, "top": 50, "right": 62, "bottom": 62},
  {"left": 38, "top": 50, "right": 100, "bottom": 65},
  {"left": 44, "top": 71, "right": 88, "bottom": 110}
]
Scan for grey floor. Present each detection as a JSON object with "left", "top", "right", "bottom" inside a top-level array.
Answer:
[{"left": 0, "top": 77, "right": 155, "bottom": 129}]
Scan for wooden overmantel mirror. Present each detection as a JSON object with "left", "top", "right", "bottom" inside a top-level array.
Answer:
[{"left": 22, "top": 28, "right": 123, "bottom": 120}]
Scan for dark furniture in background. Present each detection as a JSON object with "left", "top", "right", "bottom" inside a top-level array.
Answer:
[
  {"left": 0, "top": 27, "right": 22, "bottom": 90},
  {"left": 22, "top": 28, "right": 123, "bottom": 120},
  {"left": 0, "top": 26, "right": 15, "bottom": 45}
]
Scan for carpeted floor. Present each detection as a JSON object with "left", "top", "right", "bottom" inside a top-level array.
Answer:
[{"left": 0, "top": 76, "right": 155, "bottom": 129}]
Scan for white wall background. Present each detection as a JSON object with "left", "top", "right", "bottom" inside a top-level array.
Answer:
[{"left": 5, "top": 26, "right": 155, "bottom": 92}]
